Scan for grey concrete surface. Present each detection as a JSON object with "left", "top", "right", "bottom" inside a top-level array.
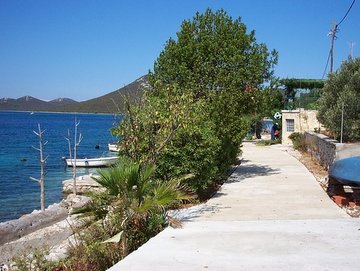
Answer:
[
  {"left": 336, "top": 143, "right": 360, "bottom": 161},
  {"left": 108, "top": 142, "right": 358, "bottom": 271}
]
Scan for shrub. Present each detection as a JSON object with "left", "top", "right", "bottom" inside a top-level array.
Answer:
[
  {"left": 288, "top": 132, "right": 305, "bottom": 150},
  {"left": 11, "top": 248, "right": 58, "bottom": 271},
  {"left": 255, "top": 140, "right": 272, "bottom": 146}
]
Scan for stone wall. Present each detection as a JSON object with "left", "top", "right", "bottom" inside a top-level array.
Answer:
[
  {"left": 304, "top": 132, "right": 337, "bottom": 169},
  {"left": 304, "top": 132, "right": 360, "bottom": 169}
]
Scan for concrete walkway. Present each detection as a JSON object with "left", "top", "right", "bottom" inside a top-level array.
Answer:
[{"left": 108, "top": 142, "right": 359, "bottom": 271}]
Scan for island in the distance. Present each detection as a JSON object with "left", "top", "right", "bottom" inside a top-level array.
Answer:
[{"left": 0, "top": 75, "right": 148, "bottom": 114}]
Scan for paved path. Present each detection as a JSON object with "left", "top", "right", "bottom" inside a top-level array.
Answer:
[{"left": 108, "top": 142, "right": 359, "bottom": 271}]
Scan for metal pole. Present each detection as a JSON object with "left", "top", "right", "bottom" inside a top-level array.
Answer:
[{"left": 340, "top": 103, "right": 344, "bottom": 143}]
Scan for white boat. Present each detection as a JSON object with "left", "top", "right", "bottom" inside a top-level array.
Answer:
[
  {"left": 108, "top": 143, "right": 120, "bottom": 152},
  {"left": 65, "top": 156, "right": 118, "bottom": 167}
]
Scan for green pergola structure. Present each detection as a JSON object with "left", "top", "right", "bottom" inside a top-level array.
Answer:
[{"left": 279, "top": 78, "right": 325, "bottom": 110}]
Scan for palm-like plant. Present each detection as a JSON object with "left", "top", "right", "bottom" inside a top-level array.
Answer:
[
  {"left": 93, "top": 157, "right": 191, "bottom": 212},
  {"left": 89, "top": 157, "right": 193, "bottom": 247},
  {"left": 68, "top": 158, "right": 193, "bottom": 268}
]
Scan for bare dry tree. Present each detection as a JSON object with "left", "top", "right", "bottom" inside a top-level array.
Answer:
[
  {"left": 72, "top": 118, "right": 83, "bottom": 195},
  {"left": 30, "top": 124, "right": 48, "bottom": 211},
  {"left": 64, "top": 119, "right": 83, "bottom": 195},
  {"left": 65, "top": 128, "right": 72, "bottom": 161}
]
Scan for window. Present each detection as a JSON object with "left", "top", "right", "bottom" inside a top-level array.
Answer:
[{"left": 286, "top": 119, "right": 295, "bottom": 132}]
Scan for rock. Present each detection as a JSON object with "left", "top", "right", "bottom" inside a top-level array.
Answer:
[
  {"left": 46, "top": 234, "right": 78, "bottom": 262},
  {"left": 0, "top": 216, "right": 78, "bottom": 265},
  {"left": 63, "top": 175, "right": 105, "bottom": 194},
  {"left": 0, "top": 205, "right": 68, "bottom": 246},
  {"left": 65, "top": 194, "right": 91, "bottom": 209}
]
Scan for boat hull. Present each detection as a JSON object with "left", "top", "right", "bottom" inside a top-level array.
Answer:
[
  {"left": 329, "top": 156, "right": 360, "bottom": 186},
  {"left": 65, "top": 157, "right": 118, "bottom": 167},
  {"left": 108, "top": 143, "right": 119, "bottom": 152}
]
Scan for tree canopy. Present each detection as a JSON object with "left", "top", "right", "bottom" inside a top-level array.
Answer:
[
  {"left": 317, "top": 58, "right": 360, "bottom": 142},
  {"left": 150, "top": 9, "right": 277, "bottom": 98}
]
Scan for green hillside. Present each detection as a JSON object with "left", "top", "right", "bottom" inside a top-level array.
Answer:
[
  {"left": 56, "top": 75, "right": 148, "bottom": 113},
  {"left": 0, "top": 75, "right": 148, "bottom": 113}
]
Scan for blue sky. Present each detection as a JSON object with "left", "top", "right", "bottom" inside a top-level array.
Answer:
[{"left": 0, "top": 1, "right": 359, "bottom": 101}]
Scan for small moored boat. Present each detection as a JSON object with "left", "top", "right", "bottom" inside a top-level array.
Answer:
[
  {"left": 329, "top": 156, "right": 360, "bottom": 186},
  {"left": 108, "top": 143, "right": 119, "bottom": 152},
  {"left": 65, "top": 156, "right": 118, "bottom": 167}
]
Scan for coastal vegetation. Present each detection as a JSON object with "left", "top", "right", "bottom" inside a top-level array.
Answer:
[{"left": 113, "top": 8, "right": 277, "bottom": 194}]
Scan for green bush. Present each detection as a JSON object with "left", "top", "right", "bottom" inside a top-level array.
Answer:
[
  {"left": 155, "top": 121, "right": 221, "bottom": 194},
  {"left": 12, "top": 248, "right": 58, "bottom": 271},
  {"left": 288, "top": 132, "right": 305, "bottom": 150},
  {"left": 255, "top": 140, "right": 272, "bottom": 146}
]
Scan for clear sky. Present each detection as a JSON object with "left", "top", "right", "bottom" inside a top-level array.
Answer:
[{"left": 0, "top": 0, "right": 359, "bottom": 101}]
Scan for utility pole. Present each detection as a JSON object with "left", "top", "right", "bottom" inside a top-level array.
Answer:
[
  {"left": 329, "top": 20, "right": 338, "bottom": 73},
  {"left": 349, "top": 41, "right": 355, "bottom": 59}
]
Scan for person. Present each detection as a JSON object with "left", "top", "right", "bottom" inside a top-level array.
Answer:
[{"left": 271, "top": 123, "right": 279, "bottom": 141}]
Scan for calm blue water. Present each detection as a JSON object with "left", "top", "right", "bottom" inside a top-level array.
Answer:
[{"left": 0, "top": 111, "right": 119, "bottom": 222}]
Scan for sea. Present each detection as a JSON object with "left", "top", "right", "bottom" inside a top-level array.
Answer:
[{"left": 0, "top": 111, "right": 120, "bottom": 222}]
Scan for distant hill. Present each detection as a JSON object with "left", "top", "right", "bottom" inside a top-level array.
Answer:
[
  {"left": 0, "top": 96, "right": 78, "bottom": 111},
  {"left": 0, "top": 75, "right": 149, "bottom": 113},
  {"left": 57, "top": 75, "right": 149, "bottom": 113}
]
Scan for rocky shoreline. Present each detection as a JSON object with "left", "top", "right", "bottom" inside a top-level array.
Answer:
[{"left": 0, "top": 176, "right": 96, "bottom": 266}]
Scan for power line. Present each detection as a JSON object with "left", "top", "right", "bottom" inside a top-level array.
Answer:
[
  {"left": 324, "top": 0, "right": 356, "bottom": 76},
  {"left": 337, "top": 0, "right": 356, "bottom": 27}
]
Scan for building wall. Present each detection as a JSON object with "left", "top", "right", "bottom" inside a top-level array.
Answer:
[{"left": 281, "top": 109, "right": 322, "bottom": 145}]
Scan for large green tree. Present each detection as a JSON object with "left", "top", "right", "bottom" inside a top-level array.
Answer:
[
  {"left": 149, "top": 8, "right": 277, "bottom": 168},
  {"left": 317, "top": 57, "right": 360, "bottom": 141},
  {"left": 114, "top": 8, "right": 277, "bottom": 193}
]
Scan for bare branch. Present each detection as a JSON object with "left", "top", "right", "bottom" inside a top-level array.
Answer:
[
  {"left": 111, "top": 97, "right": 122, "bottom": 113},
  {"left": 153, "top": 122, "right": 180, "bottom": 163},
  {"left": 78, "top": 133, "right": 83, "bottom": 144},
  {"left": 32, "top": 146, "right": 41, "bottom": 152},
  {"left": 30, "top": 177, "right": 40, "bottom": 183}
]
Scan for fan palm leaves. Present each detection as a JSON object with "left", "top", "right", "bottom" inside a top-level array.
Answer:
[
  {"left": 72, "top": 157, "right": 194, "bottom": 248},
  {"left": 90, "top": 156, "right": 193, "bottom": 216}
]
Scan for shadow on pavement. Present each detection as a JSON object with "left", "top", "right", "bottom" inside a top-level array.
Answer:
[{"left": 227, "top": 162, "right": 280, "bottom": 183}]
